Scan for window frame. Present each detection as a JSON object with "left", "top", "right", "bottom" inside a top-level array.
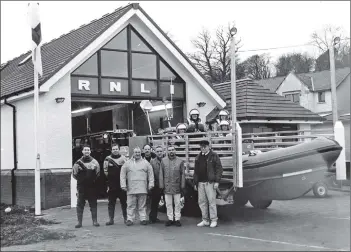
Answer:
[
  {"left": 71, "top": 25, "right": 186, "bottom": 100},
  {"left": 318, "top": 91, "right": 326, "bottom": 103}
]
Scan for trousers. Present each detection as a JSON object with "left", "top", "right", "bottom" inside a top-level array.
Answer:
[
  {"left": 127, "top": 194, "right": 147, "bottom": 222},
  {"left": 149, "top": 187, "right": 162, "bottom": 222},
  {"left": 108, "top": 189, "right": 127, "bottom": 220},
  {"left": 164, "top": 193, "right": 181, "bottom": 221},
  {"left": 198, "top": 182, "right": 218, "bottom": 222}
]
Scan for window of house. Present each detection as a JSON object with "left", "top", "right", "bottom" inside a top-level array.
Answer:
[
  {"left": 131, "top": 30, "right": 152, "bottom": 52},
  {"left": 284, "top": 93, "right": 300, "bottom": 103},
  {"left": 318, "top": 91, "right": 325, "bottom": 103}
]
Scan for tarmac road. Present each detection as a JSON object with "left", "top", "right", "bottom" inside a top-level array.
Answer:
[{"left": 2, "top": 190, "right": 350, "bottom": 251}]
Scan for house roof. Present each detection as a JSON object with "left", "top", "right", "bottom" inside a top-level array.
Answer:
[
  {"left": 297, "top": 67, "right": 350, "bottom": 91},
  {"left": 0, "top": 4, "right": 133, "bottom": 99},
  {"left": 0, "top": 3, "right": 226, "bottom": 105},
  {"left": 207, "top": 79, "right": 324, "bottom": 122},
  {"left": 254, "top": 76, "right": 286, "bottom": 92},
  {"left": 323, "top": 112, "right": 350, "bottom": 122}
]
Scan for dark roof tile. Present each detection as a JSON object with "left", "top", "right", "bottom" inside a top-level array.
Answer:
[
  {"left": 0, "top": 4, "right": 133, "bottom": 99},
  {"left": 209, "top": 79, "right": 324, "bottom": 122}
]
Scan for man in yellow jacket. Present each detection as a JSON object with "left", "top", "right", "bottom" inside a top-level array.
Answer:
[{"left": 120, "top": 147, "right": 154, "bottom": 226}]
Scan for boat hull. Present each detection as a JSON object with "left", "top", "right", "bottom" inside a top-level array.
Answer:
[{"left": 233, "top": 137, "right": 342, "bottom": 201}]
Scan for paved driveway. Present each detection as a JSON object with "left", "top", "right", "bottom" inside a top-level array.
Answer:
[{"left": 2, "top": 190, "right": 350, "bottom": 251}]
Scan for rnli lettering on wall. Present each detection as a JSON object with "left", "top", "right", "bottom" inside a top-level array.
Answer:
[{"left": 71, "top": 76, "right": 177, "bottom": 98}]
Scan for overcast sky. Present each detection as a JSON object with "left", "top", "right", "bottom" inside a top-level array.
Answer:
[{"left": 1, "top": 1, "right": 350, "bottom": 64}]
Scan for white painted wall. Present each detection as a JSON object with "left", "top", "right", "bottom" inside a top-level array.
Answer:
[
  {"left": 312, "top": 91, "right": 332, "bottom": 114},
  {"left": 1, "top": 105, "right": 14, "bottom": 170},
  {"left": 277, "top": 73, "right": 303, "bottom": 94},
  {"left": 277, "top": 73, "right": 334, "bottom": 114},
  {"left": 128, "top": 16, "right": 219, "bottom": 123},
  {"left": 0, "top": 73, "right": 72, "bottom": 170}
]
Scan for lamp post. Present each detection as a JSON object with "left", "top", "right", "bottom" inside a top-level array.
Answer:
[
  {"left": 230, "top": 27, "right": 237, "bottom": 188},
  {"left": 230, "top": 27, "right": 237, "bottom": 132},
  {"left": 329, "top": 37, "right": 340, "bottom": 126}
]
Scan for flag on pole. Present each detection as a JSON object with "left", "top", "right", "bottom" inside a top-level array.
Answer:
[{"left": 28, "top": 2, "right": 43, "bottom": 76}]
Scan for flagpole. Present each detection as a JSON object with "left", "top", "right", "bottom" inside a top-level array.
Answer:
[{"left": 33, "top": 48, "right": 41, "bottom": 216}]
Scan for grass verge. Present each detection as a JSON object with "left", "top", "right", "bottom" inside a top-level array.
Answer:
[{"left": 1, "top": 203, "right": 75, "bottom": 247}]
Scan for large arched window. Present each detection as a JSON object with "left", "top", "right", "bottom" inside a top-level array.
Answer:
[{"left": 71, "top": 25, "right": 185, "bottom": 100}]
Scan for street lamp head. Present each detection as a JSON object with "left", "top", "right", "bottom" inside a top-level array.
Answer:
[
  {"left": 230, "top": 27, "right": 237, "bottom": 37},
  {"left": 333, "top": 37, "right": 340, "bottom": 45}
]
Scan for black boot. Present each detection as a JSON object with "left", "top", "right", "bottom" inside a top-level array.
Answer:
[
  {"left": 106, "top": 205, "right": 115, "bottom": 226},
  {"left": 91, "top": 208, "right": 100, "bottom": 227},
  {"left": 75, "top": 207, "right": 83, "bottom": 228}
]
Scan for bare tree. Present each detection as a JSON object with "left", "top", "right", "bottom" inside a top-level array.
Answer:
[
  {"left": 241, "top": 54, "right": 272, "bottom": 80},
  {"left": 310, "top": 25, "right": 349, "bottom": 53},
  {"left": 188, "top": 23, "right": 243, "bottom": 84},
  {"left": 275, "top": 53, "right": 315, "bottom": 76}
]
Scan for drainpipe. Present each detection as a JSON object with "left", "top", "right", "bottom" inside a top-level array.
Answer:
[{"left": 4, "top": 99, "right": 18, "bottom": 206}]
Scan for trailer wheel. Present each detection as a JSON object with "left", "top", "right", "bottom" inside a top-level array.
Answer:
[
  {"left": 233, "top": 198, "right": 249, "bottom": 207},
  {"left": 181, "top": 183, "right": 201, "bottom": 217},
  {"left": 249, "top": 199, "right": 272, "bottom": 209},
  {"left": 313, "top": 182, "right": 328, "bottom": 198}
]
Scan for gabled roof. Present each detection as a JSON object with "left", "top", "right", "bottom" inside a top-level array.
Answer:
[
  {"left": 0, "top": 3, "right": 225, "bottom": 106},
  {"left": 208, "top": 79, "right": 324, "bottom": 122},
  {"left": 254, "top": 76, "right": 286, "bottom": 92},
  {"left": 297, "top": 67, "right": 350, "bottom": 92},
  {"left": 1, "top": 4, "right": 133, "bottom": 99}
]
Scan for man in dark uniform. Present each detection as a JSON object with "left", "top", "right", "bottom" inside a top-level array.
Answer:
[
  {"left": 149, "top": 146, "right": 164, "bottom": 223},
  {"left": 142, "top": 144, "right": 156, "bottom": 162},
  {"left": 104, "top": 144, "right": 128, "bottom": 225},
  {"left": 72, "top": 144, "right": 101, "bottom": 228}
]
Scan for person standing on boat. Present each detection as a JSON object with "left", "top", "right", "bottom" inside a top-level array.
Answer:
[
  {"left": 120, "top": 147, "right": 154, "bottom": 226},
  {"left": 104, "top": 144, "right": 128, "bottom": 225},
  {"left": 72, "top": 144, "right": 101, "bottom": 228},
  {"left": 159, "top": 145, "right": 186, "bottom": 227},
  {"left": 194, "top": 140, "right": 223, "bottom": 228},
  {"left": 187, "top": 109, "right": 205, "bottom": 133},
  {"left": 214, "top": 110, "right": 230, "bottom": 131}
]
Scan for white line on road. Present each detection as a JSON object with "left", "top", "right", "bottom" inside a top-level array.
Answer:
[
  {"left": 322, "top": 216, "right": 350, "bottom": 220},
  {"left": 207, "top": 233, "right": 348, "bottom": 251}
]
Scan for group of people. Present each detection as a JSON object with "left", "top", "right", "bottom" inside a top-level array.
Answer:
[
  {"left": 170, "top": 108, "right": 232, "bottom": 137},
  {"left": 72, "top": 138, "right": 223, "bottom": 228}
]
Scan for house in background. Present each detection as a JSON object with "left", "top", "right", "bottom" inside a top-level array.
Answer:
[
  {"left": 208, "top": 78, "right": 324, "bottom": 137},
  {"left": 256, "top": 67, "right": 350, "bottom": 178}
]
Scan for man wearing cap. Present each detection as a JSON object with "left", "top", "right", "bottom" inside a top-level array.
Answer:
[{"left": 194, "top": 140, "right": 223, "bottom": 228}]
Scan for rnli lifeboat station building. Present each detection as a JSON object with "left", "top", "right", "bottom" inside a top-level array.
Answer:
[{"left": 0, "top": 3, "right": 323, "bottom": 208}]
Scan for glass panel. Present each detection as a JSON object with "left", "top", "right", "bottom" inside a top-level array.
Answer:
[
  {"left": 71, "top": 76, "right": 99, "bottom": 95},
  {"left": 293, "top": 93, "right": 300, "bottom": 103},
  {"left": 131, "top": 30, "right": 152, "bottom": 52},
  {"left": 132, "top": 53, "right": 157, "bottom": 79},
  {"left": 131, "top": 80, "right": 157, "bottom": 97},
  {"left": 159, "top": 82, "right": 184, "bottom": 99},
  {"left": 101, "top": 78, "right": 128, "bottom": 96},
  {"left": 160, "top": 60, "right": 176, "bottom": 81},
  {"left": 103, "top": 28, "right": 127, "bottom": 50},
  {"left": 72, "top": 54, "right": 98, "bottom": 75},
  {"left": 101, "top": 51, "right": 128, "bottom": 77}
]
